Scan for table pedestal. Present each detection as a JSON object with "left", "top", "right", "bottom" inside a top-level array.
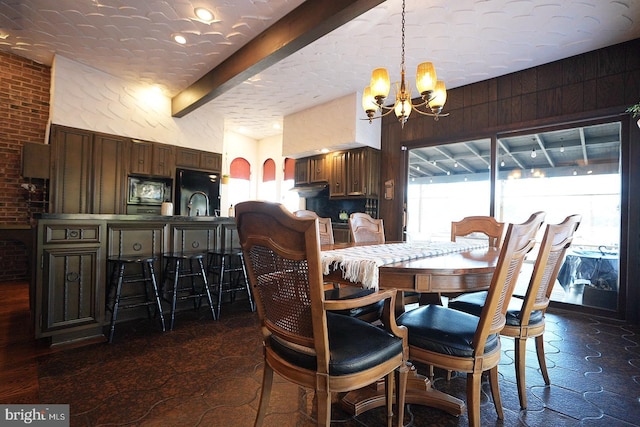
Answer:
[{"left": 340, "top": 363, "right": 465, "bottom": 416}]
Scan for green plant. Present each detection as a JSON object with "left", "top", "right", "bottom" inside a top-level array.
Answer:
[{"left": 626, "top": 102, "right": 640, "bottom": 118}]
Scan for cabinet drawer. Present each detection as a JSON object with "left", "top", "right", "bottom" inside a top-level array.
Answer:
[{"left": 44, "top": 224, "right": 101, "bottom": 244}]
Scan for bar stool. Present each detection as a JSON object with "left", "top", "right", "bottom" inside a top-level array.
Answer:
[
  {"left": 106, "top": 255, "right": 166, "bottom": 344},
  {"left": 162, "top": 251, "right": 216, "bottom": 330},
  {"left": 207, "top": 248, "right": 254, "bottom": 319}
]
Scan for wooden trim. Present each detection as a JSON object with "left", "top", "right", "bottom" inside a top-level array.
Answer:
[{"left": 172, "top": 0, "right": 384, "bottom": 117}]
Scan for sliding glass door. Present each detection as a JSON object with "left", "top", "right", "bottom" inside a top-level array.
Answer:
[{"left": 406, "top": 121, "right": 621, "bottom": 311}]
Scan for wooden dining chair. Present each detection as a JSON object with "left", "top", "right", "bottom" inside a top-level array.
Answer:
[
  {"left": 449, "top": 213, "right": 581, "bottom": 409},
  {"left": 349, "top": 212, "right": 385, "bottom": 244},
  {"left": 294, "top": 210, "right": 335, "bottom": 245},
  {"left": 236, "top": 201, "right": 409, "bottom": 427},
  {"left": 451, "top": 215, "right": 505, "bottom": 248},
  {"left": 396, "top": 211, "right": 545, "bottom": 427}
]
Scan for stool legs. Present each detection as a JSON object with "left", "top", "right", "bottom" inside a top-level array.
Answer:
[
  {"left": 146, "top": 261, "right": 166, "bottom": 334},
  {"left": 208, "top": 251, "right": 254, "bottom": 319},
  {"left": 164, "top": 254, "right": 216, "bottom": 331},
  {"left": 238, "top": 253, "right": 255, "bottom": 313},
  {"left": 107, "top": 258, "right": 165, "bottom": 344},
  {"left": 108, "top": 262, "right": 126, "bottom": 344}
]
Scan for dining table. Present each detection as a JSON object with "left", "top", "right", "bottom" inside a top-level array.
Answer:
[{"left": 321, "top": 239, "right": 501, "bottom": 417}]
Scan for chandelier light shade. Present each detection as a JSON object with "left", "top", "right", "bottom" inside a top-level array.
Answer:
[
  {"left": 415, "top": 62, "right": 436, "bottom": 98},
  {"left": 362, "top": 0, "right": 449, "bottom": 126}
]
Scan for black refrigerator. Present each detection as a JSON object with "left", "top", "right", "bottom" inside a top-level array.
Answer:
[{"left": 175, "top": 168, "right": 221, "bottom": 216}]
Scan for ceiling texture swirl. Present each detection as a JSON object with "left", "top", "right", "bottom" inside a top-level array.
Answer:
[{"left": 1, "top": 0, "right": 639, "bottom": 139}]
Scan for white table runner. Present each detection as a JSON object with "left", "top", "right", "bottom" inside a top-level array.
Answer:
[{"left": 321, "top": 240, "right": 489, "bottom": 290}]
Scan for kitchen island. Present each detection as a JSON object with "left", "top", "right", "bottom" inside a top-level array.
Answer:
[{"left": 32, "top": 214, "right": 238, "bottom": 345}]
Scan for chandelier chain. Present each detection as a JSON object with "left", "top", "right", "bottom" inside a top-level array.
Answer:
[
  {"left": 401, "top": 0, "right": 406, "bottom": 73},
  {"left": 361, "top": 0, "right": 448, "bottom": 125}
]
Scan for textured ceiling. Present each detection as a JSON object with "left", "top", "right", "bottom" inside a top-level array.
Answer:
[{"left": 1, "top": 0, "right": 639, "bottom": 140}]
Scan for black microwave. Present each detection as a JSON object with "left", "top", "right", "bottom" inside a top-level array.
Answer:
[{"left": 127, "top": 176, "right": 172, "bottom": 205}]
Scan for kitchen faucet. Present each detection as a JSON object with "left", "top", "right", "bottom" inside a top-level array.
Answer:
[{"left": 187, "top": 191, "right": 210, "bottom": 216}]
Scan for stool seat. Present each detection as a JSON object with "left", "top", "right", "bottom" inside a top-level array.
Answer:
[
  {"left": 207, "top": 248, "right": 254, "bottom": 319},
  {"left": 163, "top": 251, "right": 216, "bottom": 330},
  {"left": 106, "top": 255, "right": 165, "bottom": 343}
]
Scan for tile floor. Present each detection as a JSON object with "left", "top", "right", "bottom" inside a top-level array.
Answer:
[{"left": 32, "top": 299, "right": 640, "bottom": 426}]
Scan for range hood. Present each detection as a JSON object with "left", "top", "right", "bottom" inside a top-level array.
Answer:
[{"left": 290, "top": 184, "right": 328, "bottom": 198}]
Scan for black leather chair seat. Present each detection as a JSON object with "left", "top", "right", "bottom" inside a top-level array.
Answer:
[
  {"left": 269, "top": 312, "right": 403, "bottom": 376},
  {"left": 397, "top": 305, "right": 499, "bottom": 357},
  {"left": 449, "top": 292, "right": 543, "bottom": 327}
]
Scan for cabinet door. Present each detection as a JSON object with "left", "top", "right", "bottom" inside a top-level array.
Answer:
[
  {"left": 294, "top": 158, "right": 310, "bottom": 185},
  {"left": 175, "top": 147, "right": 200, "bottom": 168},
  {"left": 347, "top": 148, "right": 367, "bottom": 196},
  {"left": 130, "top": 141, "right": 153, "bottom": 175},
  {"left": 309, "top": 155, "right": 328, "bottom": 183},
  {"left": 39, "top": 246, "right": 103, "bottom": 337},
  {"left": 49, "top": 126, "right": 93, "bottom": 214},
  {"left": 108, "top": 222, "right": 166, "bottom": 287},
  {"left": 107, "top": 223, "right": 166, "bottom": 258},
  {"left": 200, "top": 152, "right": 222, "bottom": 172},
  {"left": 366, "top": 148, "right": 380, "bottom": 198},
  {"left": 152, "top": 144, "right": 174, "bottom": 177},
  {"left": 170, "top": 224, "right": 218, "bottom": 253},
  {"left": 93, "top": 134, "right": 127, "bottom": 214},
  {"left": 329, "top": 151, "right": 347, "bottom": 197}
]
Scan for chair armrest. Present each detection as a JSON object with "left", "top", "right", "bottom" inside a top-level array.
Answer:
[
  {"left": 324, "top": 288, "right": 394, "bottom": 311},
  {"left": 324, "top": 289, "right": 408, "bottom": 353}
]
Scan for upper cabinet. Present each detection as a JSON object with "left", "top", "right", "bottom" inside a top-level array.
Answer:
[
  {"left": 294, "top": 158, "right": 310, "bottom": 185},
  {"left": 153, "top": 144, "right": 174, "bottom": 177},
  {"left": 346, "top": 147, "right": 379, "bottom": 198},
  {"left": 130, "top": 140, "right": 174, "bottom": 177},
  {"left": 329, "top": 151, "right": 348, "bottom": 197},
  {"left": 47, "top": 125, "right": 222, "bottom": 214},
  {"left": 93, "top": 134, "right": 127, "bottom": 214},
  {"left": 176, "top": 147, "right": 222, "bottom": 173},
  {"left": 329, "top": 148, "right": 379, "bottom": 198},
  {"left": 50, "top": 126, "right": 131, "bottom": 215},
  {"left": 201, "top": 152, "right": 222, "bottom": 172},
  {"left": 295, "top": 148, "right": 380, "bottom": 198},
  {"left": 49, "top": 126, "right": 94, "bottom": 214},
  {"left": 294, "top": 154, "right": 328, "bottom": 186},
  {"left": 309, "top": 155, "right": 329, "bottom": 183}
]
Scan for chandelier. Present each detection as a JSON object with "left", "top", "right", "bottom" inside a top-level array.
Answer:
[{"left": 362, "top": 0, "right": 449, "bottom": 126}]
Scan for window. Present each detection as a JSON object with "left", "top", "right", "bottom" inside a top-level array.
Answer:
[
  {"left": 228, "top": 157, "right": 251, "bottom": 207},
  {"left": 261, "top": 158, "right": 277, "bottom": 202},
  {"left": 406, "top": 138, "right": 491, "bottom": 242},
  {"left": 406, "top": 121, "right": 621, "bottom": 311}
]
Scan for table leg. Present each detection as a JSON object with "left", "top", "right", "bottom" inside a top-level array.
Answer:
[{"left": 340, "top": 363, "right": 465, "bottom": 416}]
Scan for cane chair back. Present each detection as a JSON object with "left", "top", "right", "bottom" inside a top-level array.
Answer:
[
  {"left": 451, "top": 215, "right": 505, "bottom": 248},
  {"left": 397, "top": 211, "right": 545, "bottom": 427},
  {"left": 451, "top": 214, "right": 581, "bottom": 409},
  {"left": 349, "top": 212, "right": 385, "bottom": 244},
  {"left": 236, "top": 201, "right": 408, "bottom": 427}
]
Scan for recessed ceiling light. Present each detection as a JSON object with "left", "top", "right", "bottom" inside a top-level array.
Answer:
[
  {"left": 272, "top": 123, "right": 281, "bottom": 130},
  {"left": 172, "top": 33, "right": 187, "bottom": 44},
  {"left": 194, "top": 7, "right": 214, "bottom": 23}
]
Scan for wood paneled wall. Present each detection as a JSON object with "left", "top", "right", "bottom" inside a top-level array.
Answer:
[{"left": 379, "top": 38, "right": 640, "bottom": 323}]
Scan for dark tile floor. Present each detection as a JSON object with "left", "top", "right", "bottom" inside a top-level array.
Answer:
[{"left": 29, "top": 297, "right": 640, "bottom": 427}]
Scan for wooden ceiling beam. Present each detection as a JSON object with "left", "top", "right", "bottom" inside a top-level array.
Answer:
[{"left": 171, "top": 0, "right": 385, "bottom": 117}]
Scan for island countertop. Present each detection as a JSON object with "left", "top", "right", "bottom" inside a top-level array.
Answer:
[
  {"left": 35, "top": 213, "right": 236, "bottom": 223},
  {"left": 32, "top": 214, "right": 241, "bottom": 345}
]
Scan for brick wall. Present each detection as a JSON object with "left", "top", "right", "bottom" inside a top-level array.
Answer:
[{"left": 0, "top": 51, "right": 51, "bottom": 282}]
